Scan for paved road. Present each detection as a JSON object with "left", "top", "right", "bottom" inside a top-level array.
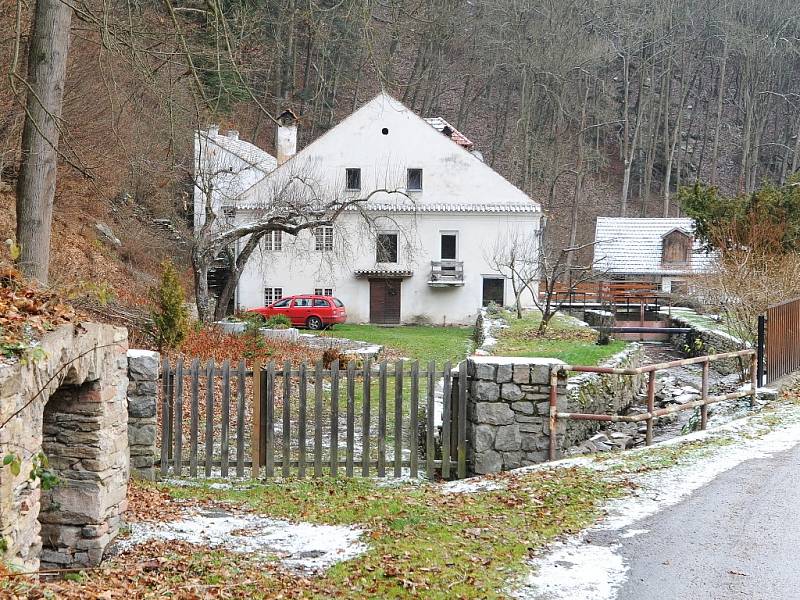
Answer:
[{"left": 615, "top": 442, "right": 800, "bottom": 599}]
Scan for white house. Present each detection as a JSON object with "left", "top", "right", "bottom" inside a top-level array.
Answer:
[
  {"left": 593, "top": 217, "right": 713, "bottom": 293},
  {"left": 195, "top": 93, "right": 542, "bottom": 325}
]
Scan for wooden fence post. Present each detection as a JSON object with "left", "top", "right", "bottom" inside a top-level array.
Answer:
[{"left": 251, "top": 360, "right": 262, "bottom": 479}]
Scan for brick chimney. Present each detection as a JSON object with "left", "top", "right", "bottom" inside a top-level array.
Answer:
[{"left": 275, "top": 109, "right": 299, "bottom": 165}]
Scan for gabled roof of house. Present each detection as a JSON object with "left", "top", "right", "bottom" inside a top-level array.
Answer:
[
  {"left": 199, "top": 129, "right": 277, "bottom": 173},
  {"left": 423, "top": 117, "right": 474, "bottom": 148},
  {"left": 594, "top": 217, "right": 714, "bottom": 276},
  {"left": 238, "top": 92, "right": 540, "bottom": 214}
]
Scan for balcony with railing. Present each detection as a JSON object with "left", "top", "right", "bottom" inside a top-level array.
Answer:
[{"left": 428, "top": 260, "right": 464, "bottom": 286}]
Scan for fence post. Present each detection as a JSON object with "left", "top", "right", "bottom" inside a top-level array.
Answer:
[
  {"left": 251, "top": 360, "right": 262, "bottom": 479},
  {"left": 645, "top": 371, "right": 656, "bottom": 446},
  {"left": 700, "top": 360, "right": 709, "bottom": 430},
  {"left": 757, "top": 314, "right": 766, "bottom": 387},
  {"left": 548, "top": 366, "right": 558, "bottom": 461},
  {"left": 750, "top": 351, "right": 758, "bottom": 408},
  {"left": 457, "top": 361, "right": 467, "bottom": 479}
]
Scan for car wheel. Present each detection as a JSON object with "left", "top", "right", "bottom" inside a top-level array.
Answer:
[{"left": 306, "top": 316, "right": 323, "bottom": 330}]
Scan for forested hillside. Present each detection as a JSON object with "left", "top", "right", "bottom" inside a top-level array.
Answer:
[{"left": 2, "top": 0, "right": 799, "bottom": 288}]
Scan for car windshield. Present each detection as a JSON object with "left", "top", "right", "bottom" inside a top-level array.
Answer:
[
  {"left": 272, "top": 298, "right": 291, "bottom": 308},
  {"left": 333, "top": 298, "right": 344, "bottom": 307}
]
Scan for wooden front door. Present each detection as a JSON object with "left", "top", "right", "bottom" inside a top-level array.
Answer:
[{"left": 369, "top": 279, "right": 401, "bottom": 324}]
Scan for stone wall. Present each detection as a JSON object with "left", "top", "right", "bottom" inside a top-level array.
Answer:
[
  {"left": 0, "top": 323, "right": 129, "bottom": 571},
  {"left": 127, "top": 350, "right": 160, "bottom": 480},
  {"left": 467, "top": 357, "right": 567, "bottom": 474},
  {"left": 466, "top": 344, "right": 645, "bottom": 475},
  {"left": 667, "top": 312, "right": 747, "bottom": 375}
]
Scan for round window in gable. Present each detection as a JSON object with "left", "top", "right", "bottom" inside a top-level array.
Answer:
[{"left": 381, "top": 127, "right": 389, "bottom": 135}]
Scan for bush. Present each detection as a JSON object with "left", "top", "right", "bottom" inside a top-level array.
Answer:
[
  {"left": 264, "top": 314, "right": 292, "bottom": 329},
  {"left": 149, "top": 261, "right": 189, "bottom": 351}
]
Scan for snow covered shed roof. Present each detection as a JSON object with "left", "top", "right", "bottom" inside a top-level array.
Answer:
[{"left": 593, "top": 217, "right": 714, "bottom": 276}]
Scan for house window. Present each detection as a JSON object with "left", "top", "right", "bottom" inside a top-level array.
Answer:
[
  {"left": 407, "top": 168, "right": 423, "bottom": 191},
  {"left": 222, "top": 206, "right": 236, "bottom": 219},
  {"left": 314, "top": 226, "right": 334, "bottom": 251},
  {"left": 376, "top": 233, "right": 398, "bottom": 263},
  {"left": 345, "top": 168, "right": 361, "bottom": 191},
  {"left": 264, "top": 287, "right": 284, "bottom": 305},
  {"left": 264, "top": 230, "right": 282, "bottom": 251},
  {"left": 441, "top": 233, "right": 457, "bottom": 260},
  {"left": 314, "top": 288, "right": 334, "bottom": 296}
]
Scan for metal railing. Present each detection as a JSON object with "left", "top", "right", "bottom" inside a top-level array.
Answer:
[
  {"left": 546, "top": 349, "right": 758, "bottom": 460},
  {"left": 429, "top": 260, "right": 464, "bottom": 283}
]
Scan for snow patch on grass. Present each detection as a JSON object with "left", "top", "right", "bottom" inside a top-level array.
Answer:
[{"left": 117, "top": 508, "right": 367, "bottom": 573}]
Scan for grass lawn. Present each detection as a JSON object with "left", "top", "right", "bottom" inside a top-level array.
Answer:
[
  {"left": 492, "top": 310, "right": 628, "bottom": 365},
  {"left": 326, "top": 323, "right": 473, "bottom": 365},
  {"left": 5, "top": 471, "right": 618, "bottom": 599}
]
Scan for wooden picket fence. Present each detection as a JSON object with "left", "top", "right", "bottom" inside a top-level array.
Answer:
[{"left": 157, "top": 358, "right": 468, "bottom": 480}]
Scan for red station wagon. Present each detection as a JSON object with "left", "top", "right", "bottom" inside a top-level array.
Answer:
[{"left": 249, "top": 295, "right": 347, "bottom": 330}]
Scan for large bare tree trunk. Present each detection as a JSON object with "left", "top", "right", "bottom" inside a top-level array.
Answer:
[{"left": 15, "top": 0, "right": 73, "bottom": 284}]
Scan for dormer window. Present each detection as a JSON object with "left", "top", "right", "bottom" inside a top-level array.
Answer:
[
  {"left": 407, "top": 168, "right": 423, "bottom": 191},
  {"left": 661, "top": 229, "right": 692, "bottom": 264},
  {"left": 345, "top": 168, "right": 361, "bottom": 191}
]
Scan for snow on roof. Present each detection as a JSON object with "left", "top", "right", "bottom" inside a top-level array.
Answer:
[
  {"left": 200, "top": 130, "right": 277, "bottom": 173},
  {"left": 423, "top": 117, "right": 474, "bottom": 148},
  {"left": 594, "top": 217, "right": 714, "bottom": 276}
]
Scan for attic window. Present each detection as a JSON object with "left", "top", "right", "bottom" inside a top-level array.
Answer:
[
  {"left": 407, "top": 169, "right": 423, "bottom": 191},
  {"left": 662, "top": 229, "right": 692, "bottom": 264},
  {"left": 345, "top": 168, "right": 361, "bottom": 191}
]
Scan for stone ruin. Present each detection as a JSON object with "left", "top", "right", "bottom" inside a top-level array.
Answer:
[{"left": 0, "top": 323, "right": 138, "bottom": 571}]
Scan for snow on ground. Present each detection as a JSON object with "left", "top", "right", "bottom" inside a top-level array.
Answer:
[
  {"left": 117, "top": 508, "right": 367, "bottom": 573},
  {"left": 512, "top": 403, "right": 800, "bottom": 600}
]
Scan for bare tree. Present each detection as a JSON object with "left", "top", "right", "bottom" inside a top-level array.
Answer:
[
  {"left": 533, "top": 230, "right": 608, "bottom": 334},
  {"left": 192, "top": 133, "right": 408, "bottom": 321},
  {"left": 486, "top": 232, "right": 539, "bottom": 319}
]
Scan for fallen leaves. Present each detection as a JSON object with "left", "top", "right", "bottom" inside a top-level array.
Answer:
[{"left": 0, "top": 264, "right": 75, "bottom": 357}]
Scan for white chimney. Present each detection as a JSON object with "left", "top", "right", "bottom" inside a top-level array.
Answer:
[
  {"left": 275, "top": 109, "right": 299, "bottom": 165},
  {"left": 226, "top": 130, "right": 239, "bottom": 140},
  {"left": 207, "top": 124, "right": 219, "bottom": 138}
]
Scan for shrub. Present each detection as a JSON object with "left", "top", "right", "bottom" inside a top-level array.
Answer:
[
  {"left": 265, "top": 314, "right": 292, "bottom": 329},
  {"left": 149, "top": 260, "right": 189, "bottom": 351}
]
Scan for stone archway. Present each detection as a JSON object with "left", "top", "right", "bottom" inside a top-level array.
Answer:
[{"left": 0, "top": 323, "right": 129, "bottom": 571}]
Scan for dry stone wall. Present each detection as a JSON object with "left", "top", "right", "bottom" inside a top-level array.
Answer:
[
  {"left": 0, "top": 323, "right": 129, "bottom": 572},
  {"left": 127, "top": 350, "right": 159, "bottom": 481}
]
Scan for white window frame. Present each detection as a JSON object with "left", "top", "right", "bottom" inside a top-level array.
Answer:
[
  {"left": 314, "top": 226, "right": 334, "bottom": 252},
  {"left": 264, "top": 230, "right": 283, "bottom": 252},
  {"left": 264, "top": 286, "right": 284, "bottom": 305},
  {"left": 314, "top": 287, "right": 334, "bottom": 296}
]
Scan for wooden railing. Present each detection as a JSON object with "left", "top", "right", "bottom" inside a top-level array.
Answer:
[
  {"left": 429, "top": 260, "right": 464, "bottom": 284},
  {"left": 542, "top": 280, "right": 660, "bottom": 305},
  {"left": 765, "top": 297, "right": 800, "bottom": 384}
]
